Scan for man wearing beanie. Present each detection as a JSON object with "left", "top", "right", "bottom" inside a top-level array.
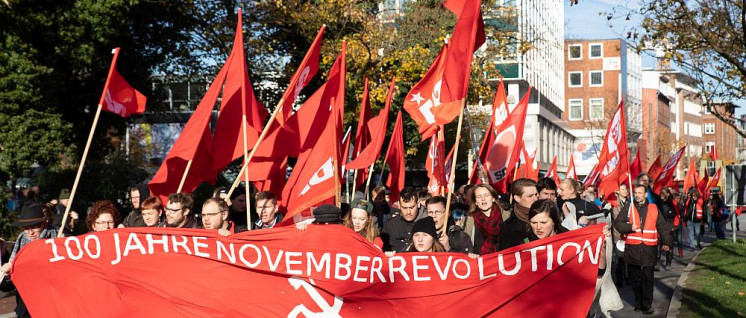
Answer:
[{"left": 52, "top": 188, "right": 81, "bottom": 235}]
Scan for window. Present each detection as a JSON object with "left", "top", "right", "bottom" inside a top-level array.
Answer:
[
  {"left": 704, "top": 123, "right": 715, "bottom": 134},
  {"left": 589, "top": 98, "right": 604, "bottom": 121},
  {"left": 568, "top": 44, "right": 582, "bottom": 60},
  {"left": 589, "top": 71, "right": 603, "bottom": 86},
  {"left": 568, "top": 72, "right": 582, "bottom": 87},
  {"left": 589, "top": 43, "right": 603, "bottom": 58},
  {"left": 568, "top": 99, "right": 583, "bottom": 120}
]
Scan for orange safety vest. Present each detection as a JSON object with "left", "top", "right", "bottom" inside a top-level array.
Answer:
[
  {"left": 625, "top": 204, "right": 659, "bottom": 246},
  {"left": 695, "top": 197, "right": 704, "bottom": 221}
]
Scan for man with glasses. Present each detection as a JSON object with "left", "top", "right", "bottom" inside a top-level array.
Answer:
[
  {"left": 253, "top": 191, "right": 283, "bottom": 230},
  {"left": 426, "top": 196, "right": 473, "bottom": 253},
  {"left": 202, "top": 198, "right": 240, "bottom": 235},
  {"left": 381, "top": 188, "right": 419, "bottom": 252},
  {"left": 161, "top": 193, "right": 200, "bottom": 228}
]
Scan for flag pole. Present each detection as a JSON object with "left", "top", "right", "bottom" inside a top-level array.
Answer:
[
  {"left": 177, "top": 159, "right": 193, "bottom": 193},
  {"left": 364, "top": 162, "right": 375, "bottom": 200},
  {"left": 444, "top": 100, "right": 466, "bottom": 225},
  {"left": 58, "top": 48, "right": 121, "bottom": 237},
  {"left": 226, "top": 97, "right": 284, "bottom": 200},
  {"left": 332, "top": 97, "right": 341, "bottom": 208},
  {"left": 242, "top": 117, "right": 252, "bottom": 229},
  {"left": 352, "top": 168, "right": 359, "bottom": 200},
  {"left": 378, "top": 157, "right": 388, "bottom": 187}
]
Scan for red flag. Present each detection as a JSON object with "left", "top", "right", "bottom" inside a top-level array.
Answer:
[
  {"left": 566, "top": 156, "right": 578, "bottom": 181},
  {"left": 469, "top": 80, "right": 508, "bottom": 184},
  {"left": 652, "top": 145, "right": 687, "bottom": 193},
  {"left": 583, "top": 164, "right": 601, "bottom": 188},
  {"left": 403, "top": 0, "right": 485, "bottom": 140},
  {"left": 385, "top": 111, "right": 406, "bottom": 202},
  {"left": 647, "top": 155, "right": 663, "bottom": 181},
  {"left": 148, "top": 59, "right": 229, "bottom": 200},
  {"left": 483, "top": 87, "right": 532, "bottom": 193},
  {"left": 517, "top": 145, "right": 539, "bottom": 181},
  {"left": 545, "top": 156, "right": 561, "bottom": 186},
  {"left": 683, "top": 159, "right": 698, "bottom": 192},
  {"left": 710, "top": 145, "right": 719, "bottom": 161},
  {"left": 444, "top": 143, "right": 456, "bottom": 190},
  {"left": 346, "top": 78, "right": 395, "bottom": 170},
  {"left": 212, "top": 9, "right": 269, "bottom": 175},
  {"left": 353, "top": 78, "right": 373, "bottom": 188},
  {"left": 99, "top": 48, "right": 147, "bottom": 117},
  {"left": 630, "top": 151, "right": 642, "bottom": 180},
  {"left": 596, "top": 102, "right": 630, "bottom": 198},
  {"left": 528, "top": 149, "right": 539, "bottom": 181},
  {"left": 706, "top": 167, "right": 721, "bottom": 195},
  {"left": 697, "top": 172, "right": 709, "bottom": 196},
  {"left": 280, "top": 44, "right": 346, "bottom": 224},
  {"left": 426, "top": 128, "right": 447, "bottom": 196},
  {"left": 13, "top": 225, "right": 605, "bottom": 318},
  {"left": 275, "top": 25, "right": 325, "bottom": 127}
]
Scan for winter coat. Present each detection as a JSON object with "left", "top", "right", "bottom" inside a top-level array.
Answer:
[{"left": 613, "top": 200, "right": 674, "bottom": 267}]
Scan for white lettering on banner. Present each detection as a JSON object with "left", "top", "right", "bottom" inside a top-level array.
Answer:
[
  {"left": 300, "top": 157, "right": 334, "bottom": 196},
  {"left": 64, "top": 237, "right": 84, "bottom": 261},
  {"left": 494, "top": 102, "right": 508, "bottom": 127},
  {"left": 658, "top": 148, "right": 684, "bottom": 181},
  {"left": 293, "top": 66, "right": 311, "bottom": 101},
  {"left": 287, "top": 277, "right": 343, "bottom": 318},
  {"left": 417, "top": 80, "right": 443, "bottom": 124},
  {"left": 104, "top": 89, "right": 129, "bottom": 116}
]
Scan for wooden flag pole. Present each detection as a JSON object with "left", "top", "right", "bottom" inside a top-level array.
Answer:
[
  {"left": 444, "top": 100, "right": 466, "bottom": 225},
  {"left": 352, "top": 168, "right": 359, "bottom": 200},
  {"left": 241, "top": 117, "right": 252, "bottom": 229},
  {"left": 378, "top": 157, "right": 388, "bottom": 187},
  {"left": 364, "top": 162, "right": 376, "bottom": 200},
  {"left": 177, "top": 160, "right": 193, "bottom": 193},
  {"left": 58, "top": 105, "right": 103, "bottom": 237},
  {"left": 227, "top": 97, "right": 285, "bottom": 199},
  {"left": 332, "top": 97, "right": 341, "bottom": 208},
  {"left": 58, "top": 48, "right": 121, "bottom": 238}
]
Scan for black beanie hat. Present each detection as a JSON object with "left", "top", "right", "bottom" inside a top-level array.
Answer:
[{"left": 411, "top": 217, "right": 438, "bottom": 240}]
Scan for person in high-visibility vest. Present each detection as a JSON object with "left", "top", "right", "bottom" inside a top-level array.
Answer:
[
  {"left": 683, "top": 187, "right": 704, "bottom": 250},
  {"left": 614, "top": 183, "right": 673, "bottom": 315}
]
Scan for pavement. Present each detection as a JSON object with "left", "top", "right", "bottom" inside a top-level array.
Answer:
[{"left": 610, "top": 213, "right": 746, "bottom": 318}]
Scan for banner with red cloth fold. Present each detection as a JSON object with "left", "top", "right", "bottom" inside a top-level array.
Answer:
[
  {"left": 385, "top": 111, "right": 406, "bottom": 202},
  {"left": 99, "top": 48, "right": 147, "bottom": 117},
  {"left": 469, "top": 79, "right": 508, "bottom": 185},
  {"left": 652, "top": 145, "right": 687, "bottom": 193},
  {"left": 647, "top": 155, "right": 663, "bottom": 182},
  {"left": 630, "top": 151, "right": 642, "bottom": 180},
  {"left": 596, "top": 102, "right": 630, "bottom": 198},
  {"left": 11, "top": 225, "right": 605, "bottom": 317},
  {"left": 697, "top": 171, "right": 709, "bottom": 196},
  {"left": 545, "top": 156, "right": 561, "bottom": 186},
  {"left": 518, "top": 145, "right": 539, "bottom": 181},
  {"left": 566, "top": 155, "right": 577, "bottom": 181}
]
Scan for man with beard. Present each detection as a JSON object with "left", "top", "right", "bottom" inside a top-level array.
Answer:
[{"left": 161, "top": 193, "right": 200, "bottom": 228}]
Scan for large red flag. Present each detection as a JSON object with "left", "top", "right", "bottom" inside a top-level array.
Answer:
[
  {"left": 275, "top": 25, "right": 325, "bottom": 127},
  {"left": 647, "top": 155, "right": 663, "bottom": 181},
  {"left": 148, "top": 60, "right": 228, "bottom": 200},
  {"left": 385, "top": 111, "right": 406, "bottom": 202},
  {"left": 426, "top": 128, "right": 447, "bottom": 196},
  {"left": 469, "top": 80, "right": 508, "bottom": 184},
  {"left": 583, "top": 163, "right": 601, "bottom": 188},
  {"left": 99, "top": 48, "right": 147, "bottom": 117},
  {"left": 652, "top": 145, "right": 687, "bottom": 193},
  {"left": 12, "top": 225, "right": 605, "bottom": 317},
  {"left": 483, "top": 87, "right": 532, "bottom": 193},
  {"left": 545, "top": 156, "right": 561, "bottom": 186},
  {"left": 710, "top": 145, "right": 719, "bottom": 161},
  {"left": 518, "top": 145, "right": 539, "bottom": 181},
  {"left": 683, "top": 159, "right": 698, "bottom": 192},
  {"left": 566, "top": 156, "right": 578, "bottom": 181},
  {"left": 403, "top": 0, "right": 485, "bottom": 140},
  {"left": 705, "top": 167, "right": 721, "bottom": 195},
  {"left": 596, "top": 102, "right": 630, "bottom": 198},
  {"left": 280, "top": 44, "right": 346, "bottom": 224},
  {"left": 346, "top": 78, "right": 395, "bottom": 170},
  {"left": 630, "top": 151, "right": 642, "bottom": 180},
  {"left": 212, "top": 9, "right": 268, "bottom": 175},
  {"left": 353, "top": 78, "right": 373, "bottom": 188},
  {"left": 697, "top": 171, "right": 709, "bottom": 195}
]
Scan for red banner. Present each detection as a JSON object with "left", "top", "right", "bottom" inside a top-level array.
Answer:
[
  {"left": 596, "top": 102, "right": 630, "bottom": 198},
  {"left": 12, "top": 225, "right": 605, "bottom": 317},
  {"left": 652, "top": 145, "right": 686, "bottom": 193}
]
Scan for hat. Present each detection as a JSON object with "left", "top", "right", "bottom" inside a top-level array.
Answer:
[
  {"left": 59, "top": 189, "right": 71, "bottom": 200},
  {"left": 411, "top": 217, "right": 438, "bottom": 240},
  {"left": 312, "top": 204, "right": 342, "bottom": 224},
  {"left": 13, "top": 204, "right": 47, "bottom": 227},
  {"left": 350, "top": 198, "right": 373, "bottom": 214}
]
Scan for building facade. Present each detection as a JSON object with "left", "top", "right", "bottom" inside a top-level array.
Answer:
[
  {"left": 640, "top": 70, "right": 676, "bottom": 167},
  {"left": 563, "top": 39, "right": 643, "bottom": 176}
]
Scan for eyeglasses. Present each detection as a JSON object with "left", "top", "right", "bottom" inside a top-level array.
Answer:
[
  {"left": 94, "top": 221, "right": 115, "bottom": 226},
  {"left": 201, "top": 211, "right": 226, "bottom": 218},
  {"left": 427, "top": 210, "right": 445, "bottom": 216},
  {"left": 165, "top": 207, "right": 183, "bottom": 214}
]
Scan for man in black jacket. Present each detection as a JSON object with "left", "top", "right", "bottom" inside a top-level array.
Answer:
[
  {"left": 499, "top": 178, "right": 538, "bottom": 250},
  {"left": 381, "top": 188, "right": 419, "bottom": 252},
  {"left": 614, "top": 183, "right": 673, "bottom": 315},
  {"left": 426, "top": 196, "right": 473, "bottom": 253}
]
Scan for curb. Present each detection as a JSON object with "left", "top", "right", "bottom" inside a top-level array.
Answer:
[{"left": 665, "top": 246, "right": 706, "bottom": 318}]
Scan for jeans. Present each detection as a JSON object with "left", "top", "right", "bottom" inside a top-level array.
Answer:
[
  {"left": 714, "top": 220, "right": 725, "bottom": 239},
  {"left": 686, "top": 221, "right": 702, "bottom": 249}
]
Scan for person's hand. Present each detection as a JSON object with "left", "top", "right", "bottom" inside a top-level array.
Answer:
[
  {"left": 70, "top": 211, "right": 79, "bottom": 220},
  {"left": 439, "top": 234, "right": 450, "bottom": 252},
  {"left": 50, "top": 199, "right": 58, "bottom": 205},
  {"left": 631, "top": 223, "right": 639, "bottom": 232},
  {"left": 218, "top": 229, "right": 230, "bottom": 237},
  {"left": 578, "top": 216, "right": 588, "bottom": 227},
  {"left": 467, "top": 253, "right": 479, "bottom": 259},
  {"left": 295, "top": 223, "right": 309, "bottom": 232},
  {"left": 1, "top": 263, "right": 11, "bottom": 275},
  {"left": 602, "top": 224, "right": 611, "bottom": 237},
  {"left": 385, "top": 251, "right": 396, "bottom": 257},
  {"left": 662, "top": 245, "right": 670, "bottom": 252}
]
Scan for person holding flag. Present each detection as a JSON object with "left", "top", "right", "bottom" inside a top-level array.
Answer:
[{"left": 614, "top": 183, "right": 674, "bottom": 315}]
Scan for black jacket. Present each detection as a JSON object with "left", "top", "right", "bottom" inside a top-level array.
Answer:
[
  {"left": 439, "top": 225, "right": 474, "bottom": 253},
  {"left": 498, "top": 213, "right": 531, "bottom": 251},
  {"left": 614, "top": 200, "right": 674, "bottom": 267},
  {"left": 381, "top": 215, "right": 415, "bottom": 252},
  {"left": 659, "top": 200, "right": 677, "bottom": 223}
]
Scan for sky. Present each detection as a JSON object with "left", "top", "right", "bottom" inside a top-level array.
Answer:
[{"left": 564, "top": 0, "right": 746, "bottom": 115}]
